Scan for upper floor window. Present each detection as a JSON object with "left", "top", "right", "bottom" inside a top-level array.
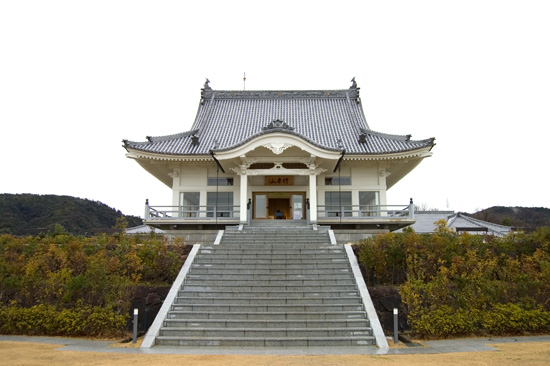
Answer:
[
  {"left": 325, "top": 176, "right": 351, "bottom": 185},
  {"left": 208, "top": 177, "right": 234, "bottom": 186}
]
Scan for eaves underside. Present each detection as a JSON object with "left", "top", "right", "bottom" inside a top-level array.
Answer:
[{"left": 126, "top": 146, "right": 432, "bottom": 162}]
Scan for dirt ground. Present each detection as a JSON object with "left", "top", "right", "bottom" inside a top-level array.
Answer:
[{"left": 1, "top": 341, "right": 550, "bottom": 366}]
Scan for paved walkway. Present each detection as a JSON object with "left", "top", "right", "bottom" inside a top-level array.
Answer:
[{"left": 1, "top": 335, "right": 550, "bottom": 355}]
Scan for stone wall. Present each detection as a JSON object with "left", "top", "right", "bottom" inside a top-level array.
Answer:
[
  {"left": 332, "top": 229, "right": 388, "bottom": 244},
  {"left": 162, "top": 229, "right": 219, "bottom": 245}
]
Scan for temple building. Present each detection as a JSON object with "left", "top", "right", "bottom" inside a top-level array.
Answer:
[{"left": 123, "top": 79, "right": 435, "bottom": 241}]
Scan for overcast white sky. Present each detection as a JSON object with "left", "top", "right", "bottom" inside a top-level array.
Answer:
[{"left": 1, "top": 1, "right": 549, "bottom": 218}]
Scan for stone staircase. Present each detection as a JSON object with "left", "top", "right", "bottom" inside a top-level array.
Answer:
[{"left": 154, "top": 224, "right": 376, "bottom": 347}]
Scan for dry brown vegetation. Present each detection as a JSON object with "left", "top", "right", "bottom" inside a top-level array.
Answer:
[{"left": 2, "top": 340, "right": 550, "bottom": 366}]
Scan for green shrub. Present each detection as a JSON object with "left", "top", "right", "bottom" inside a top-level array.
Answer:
[
  {"left": 482, "top": 303, "right": 550, "bottom": 334},
  {"left": 0, "top": 232, "right": 189, "bottom": 337},
  {"left": 0, "top": 302, "right": 126, "bottom": 337},
  {"left": 412, "top": 306, "right": 480, "bottom": 338}
]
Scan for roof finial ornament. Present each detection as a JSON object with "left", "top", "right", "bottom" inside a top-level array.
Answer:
[
  {"left": 203, "top": 78, "right": 211, "bottom": 90},
  {"left": 350, "top": 77, "right": 357, "bottom": 89}
]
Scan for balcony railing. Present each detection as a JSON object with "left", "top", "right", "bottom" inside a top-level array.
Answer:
[
  {"left": 317, "top": 204, "right": 414, "bottom": 220},
  {"left": 143, "top": 201, "right": 414, "bottom": 225},
  {"left": 145, "top": 205, "right": 240, "bottom": 221}
]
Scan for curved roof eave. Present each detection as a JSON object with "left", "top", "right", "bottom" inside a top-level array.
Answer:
[
  {"left": 125, "top": 149, "right": 212, "bottom": 161},
  {"left": 212, "top": 128, "right": 342, "bottom": 154}
]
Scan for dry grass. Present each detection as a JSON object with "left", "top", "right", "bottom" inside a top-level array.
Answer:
[{"left": 1, "top": 341, "right": 550, "bottom": 366}]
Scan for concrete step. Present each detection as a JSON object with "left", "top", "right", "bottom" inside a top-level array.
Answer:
[
  {"left": 181, "top": 284, "right": 358, "bottom": 292},
  {"left": 219, "top": 234, "right": 330, "bottom": 242},
  {"left": 162, "top": 319, "right": 370, "bottom": 329},
  {"left": 166, "top": 310, "right": 368, "bottom": 320},
  {"left": 155, "top": 336, "right": 375, "bottom": 347},
  {"left": 199, "top": 245, "right": 340, "bottom": 255},
  {"left": 189, "top": 268, "right": 351, "bottom": 275},
  {"left": 183, "top": 279, "right": 355, "bottom": 286},
  {"left": 150, "top": 226, "right": 376, "bottom": 349},
  {"left": 192, "top": 258, "right": 349, "bottom": 265},
  {"left": 219, "top": 241, "right": 330, "bottom": 245},
  {"left": 175, "top": 296, "right": 362, "bottom": 306},
  {"left": 207, "top": 244, "right": 334, "bottom": 250},
  {"left": 222, "top": 234, "right": 327, "bottom": 239},
  {"left": 194, "top": 254, "right": 345, "bottom": 261},
  {"left": 178, "top": 290, "right": 360, "bottom": 298},
  {"left": 190, "top": 263, "right": 351, "bottom": 270},
  {"left": 170, "top": 304, "right": 364, "bottom": 313},
  {"left": 159, "top": 327, "right": 372, "bottom": 338},
  {"left": 185, "top": 273, "right": 353, "bottom": 281},
  {"left": 220, "top": 236, "right": 329, "bottom": 241}
]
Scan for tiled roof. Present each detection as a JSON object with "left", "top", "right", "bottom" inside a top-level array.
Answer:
[
  {"left": 396, "top": 211, "right": 512, "bottom": 237},
  {"left": 126, "top": 224, "right": 163, "bottom": 234},
  {"left": 397, "top": 211, "right": 455, "bottom": 233},
  {"left": 123, "top": 84, "right": 435, "bottom": 156},
  {"left": 448, "top": 213, "right": 512, "bottom": 237}
]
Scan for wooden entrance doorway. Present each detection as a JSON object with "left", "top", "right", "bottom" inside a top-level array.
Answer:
[{"left": 253, "top": 192, "right": 305, "bottom": 220}]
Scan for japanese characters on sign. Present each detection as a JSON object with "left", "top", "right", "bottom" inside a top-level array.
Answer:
[{"left": 265, "top": 176, "right": 294, "bottom": 186}]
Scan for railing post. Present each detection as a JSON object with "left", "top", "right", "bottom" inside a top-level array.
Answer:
[
  {"left": 144, "top": 199, "right": 150, "bottom": 220},
  {"left": 306, "top": 198, "right": 310, "bottom": 225},
  {"left": 247, "top": 198, "right": 252, "bottom": 225}
]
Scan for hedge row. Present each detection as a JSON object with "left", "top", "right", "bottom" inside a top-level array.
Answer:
[
  {"left": 0, "top": 302, "right": 126, "bottom": 337},
  {"left": 0, "top": 222, "right": 189, "bottom": 337},
  {"left": 357, "top": 224, "right": 550, "bottom": 337},
  {"left": 413, "top": 303, "right": 550, "bottom": 337}
]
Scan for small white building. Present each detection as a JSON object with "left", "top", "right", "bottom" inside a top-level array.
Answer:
[{"left": 123, "top": 79, "right": 435, "bottom": 239}]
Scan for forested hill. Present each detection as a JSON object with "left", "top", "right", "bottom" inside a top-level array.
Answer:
[
  {"left": 0, "top": 194, "right": 142, "bottom": 236},
  {"left": 472, "top": 206, "right": 550, "bottom": 229}
]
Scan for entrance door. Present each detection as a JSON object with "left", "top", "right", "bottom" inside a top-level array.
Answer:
[
  {"left": 291, "top": 194, "right": 304, "bottom": 220},
  {"left": 254, "top": 194, "right": 267, "bottom": 219},
  {"left": 269, "top": 198, "right": 289, "bottom": 219},
  {"left": 253, "top": 192, "right": 305, "bottom": 219}
]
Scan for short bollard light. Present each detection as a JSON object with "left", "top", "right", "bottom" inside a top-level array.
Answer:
[
  {"left": 393, "top": 308, "right": 399, "bottom": 345},
  {"left": 133, "top": 308, "right": 138, "bottom": 344}
]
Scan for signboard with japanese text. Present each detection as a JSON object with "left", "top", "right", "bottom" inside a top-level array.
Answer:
[{"left": 265, "top": 176, "right": 294, "bottom": 186}]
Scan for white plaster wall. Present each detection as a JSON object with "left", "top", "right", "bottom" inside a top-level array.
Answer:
[
  {"left": 169, "top": 161, "right": 390, "bottom": 210},
  {"left": 171, "top": 164, "right": 241, "bottom": 207},
  {"left": 317, "top": 163, "right": 387, "bottom": 207}
]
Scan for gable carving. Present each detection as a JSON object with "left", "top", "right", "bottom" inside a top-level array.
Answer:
[{"left": 262, "top": 142, "right": 293, "bottom": 155}]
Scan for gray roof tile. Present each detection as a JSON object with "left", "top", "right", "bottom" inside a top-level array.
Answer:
[
  {"left": 396, "top": 211, "right": 512, "bottom": 237},
  {"left": 124, "top": 85, "right": 435, "bottom": 156}
]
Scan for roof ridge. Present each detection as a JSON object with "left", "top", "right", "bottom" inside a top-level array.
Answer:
[{"left": 201, "top": 89, "right": 360, "bottom": 100}]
